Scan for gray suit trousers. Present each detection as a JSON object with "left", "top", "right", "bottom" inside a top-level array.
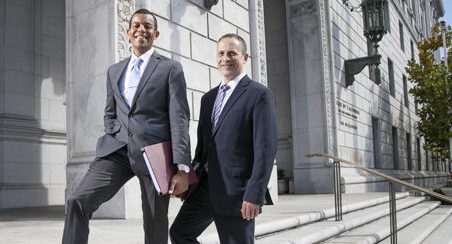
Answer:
[{"left": 62, "top": 147, "right": 170, "bottom": 244}]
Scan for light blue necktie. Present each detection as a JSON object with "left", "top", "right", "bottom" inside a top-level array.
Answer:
[
  {"left": 211, "top": 84, "right": 230, "bottom": 131},
  {"left": 125, "top": 58, "right": 143, "bottom": 107}
]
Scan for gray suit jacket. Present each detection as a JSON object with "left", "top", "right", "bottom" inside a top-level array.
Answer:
[{"left": 96, "top": 51, "right": 191, "bottom": 175}]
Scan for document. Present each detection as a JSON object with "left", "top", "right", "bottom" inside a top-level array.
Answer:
[{"left": 142, "top": 141, "right": 197, "bottom": 195}]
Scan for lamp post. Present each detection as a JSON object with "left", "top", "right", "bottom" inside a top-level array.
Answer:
[
  {"left": 203, "top": 0, "right": 219, "bottom": 10},
  {"left": 344, "top": 0, "right": 388, "bottom": 87}
]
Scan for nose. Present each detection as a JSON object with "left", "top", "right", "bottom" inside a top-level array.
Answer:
[
  {"left": 221, "top": 55, "right": 230, "bottom": 62},
  {"left": 137, "top": 24, "right": 146, "bottom": 32}
]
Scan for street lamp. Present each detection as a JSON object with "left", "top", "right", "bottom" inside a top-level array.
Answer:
[
  {"left": 204, "top": 0, "right": 219, "bottom": 10},
  {"left": 345, "top": 0, "right": 389, "bottom": 87}
]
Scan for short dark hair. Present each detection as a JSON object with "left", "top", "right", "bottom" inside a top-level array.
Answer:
[
  {"left": 218, "top": 33, "right": 247, "bottom": 54},
  {"left": 128, "top": 8, "right": 158, "bottom": 31}
]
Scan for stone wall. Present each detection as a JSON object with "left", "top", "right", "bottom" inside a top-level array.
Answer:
[
  {"left": 66, "top": 0, "right": 269, "bottom": 218},
  {"left": 264, "top": 0, "right": 293, "bottom": 178},
  {"left": 0, "top": 0, "right": 66, "bottom": 208},
  {"left": 331, "top": 0, "right": 448, "bottom": 191}
]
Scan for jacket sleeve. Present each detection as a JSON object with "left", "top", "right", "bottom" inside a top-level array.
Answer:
[
  {"left": 243, "top": 88, "right": 278, "bottom": 205},
  {"left": 168, "top": 61, "right": 191, "bottom": 167}
]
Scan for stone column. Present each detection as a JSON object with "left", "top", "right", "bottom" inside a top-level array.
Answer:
[
  {"left": 1, "top": 0, "right": 67, "bottom": 209},
  {"left": 285, "top": 0, "right": 337, "bottom": 193},
  {"left": 66, "top": 0, "right": 141, "bottom": 218}
]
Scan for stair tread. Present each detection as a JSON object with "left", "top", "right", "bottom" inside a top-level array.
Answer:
[
  {"left": 379, "top": 205, "right": 452, "bottom": 244},
  {"left": 199, "top": 193, "right": 410, "bottom": 244},
  {"left": 256, "top": 196, "right": 425, "bottom": 244},
  {"left": 422, "top": 211, "right": 452, "bottom": 244},
  {"left": 254, "top": 192, "right": 408, "bottom": 237},
  {"left": 324, "top": 202, "right": 444, "bottom": 243}
]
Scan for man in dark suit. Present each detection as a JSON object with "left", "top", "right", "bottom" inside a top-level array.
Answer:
[
  {"left": 62, "top": 9, "right": 191, "bottom": 244},
  {"left": 170, "top": 34, "right": 277, "bottom": 244}
]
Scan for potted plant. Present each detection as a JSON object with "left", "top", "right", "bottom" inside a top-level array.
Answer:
[{"left": 277, "top": 169, "right": 288, "bottom": 194}]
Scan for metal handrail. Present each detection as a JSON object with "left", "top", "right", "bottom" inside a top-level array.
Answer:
[
  {"left": 307, "top": 152, "right": 452, "bottom": 203},
  {"left": 306, "top": 152, "right": 452, "bottom": 244}
]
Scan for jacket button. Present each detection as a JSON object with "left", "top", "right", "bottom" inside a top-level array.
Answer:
[
  {"left": 128, "top": 114, "right": 133, "bottom": 118},
  {"left": 128, "top": 132, "right": 133, "bottom": 137}
]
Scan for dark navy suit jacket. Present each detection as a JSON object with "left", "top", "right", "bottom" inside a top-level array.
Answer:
[{"left": 192, "top": 75, "right": 277, "bottom": 216}]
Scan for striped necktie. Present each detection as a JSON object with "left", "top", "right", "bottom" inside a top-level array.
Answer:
[{"left": 211, "top": 84, "right": 230, "bottom": 131}]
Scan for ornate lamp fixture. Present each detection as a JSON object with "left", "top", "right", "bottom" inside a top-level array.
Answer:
[
  {"left": 204, "top": 0, "right": 219, "bottom": 10},
  {"left": 344, "top": 0, "right": 388, "bottom": 87}
]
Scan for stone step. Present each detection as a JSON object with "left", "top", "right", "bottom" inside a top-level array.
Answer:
[
  {"left": 379, "top": 205, "right": 452, "bottom": 244},
  {"left": 421, "top": 210, "right": 452, "bottom": 244},
  {"left": 324, "top": 201, "right": 443, "bottom": 243},
  {"left": 255, "top": 196, "right": 426, "bottom": 244},
  {"left": 254, "top": 192, "right": 409, "bottom": 237},
  {"left": 198, "top": 193, "right": 410, "bottom": 244}
]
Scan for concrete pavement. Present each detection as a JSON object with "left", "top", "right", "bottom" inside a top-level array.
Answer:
[{"left": 0, "top": 193, "right": 393, "bottom": 244}]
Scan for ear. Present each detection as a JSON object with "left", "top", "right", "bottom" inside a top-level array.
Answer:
[
  {"left": 154, "top": 30, "right": 160, "bottom": 38},
  {"left": 243, "top": 53, "right": 249, "bottom": 62},
  {"left": 127, "top": 28, "right": 131, "bottom": 43}
]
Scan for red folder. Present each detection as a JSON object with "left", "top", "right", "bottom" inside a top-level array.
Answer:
[{"left": 141, "top": 141, "right": 197, "bottom": 195}]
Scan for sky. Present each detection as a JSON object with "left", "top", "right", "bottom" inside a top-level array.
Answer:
[{"left": 439, "top": 1, "right": 451, "bottom": 25}]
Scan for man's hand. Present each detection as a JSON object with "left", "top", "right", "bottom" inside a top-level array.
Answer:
[
  {"left": 241, "top": 201, "right": 260, "bottom": 221},
  {"left": 168, "top": 171, "right": 189, "bottom": 196}
]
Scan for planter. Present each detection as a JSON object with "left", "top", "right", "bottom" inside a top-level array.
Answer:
[{"left": 278, "top": 179, "right": 288, "bottom": 194}]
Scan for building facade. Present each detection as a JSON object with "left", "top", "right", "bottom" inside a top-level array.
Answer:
[{"left": 0, "top": 0, "right": 449, "bottom": 216}]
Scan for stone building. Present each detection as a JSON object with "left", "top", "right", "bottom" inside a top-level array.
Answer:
[{"left": 0, "top": 0, "right": 449, "bottom": 217}]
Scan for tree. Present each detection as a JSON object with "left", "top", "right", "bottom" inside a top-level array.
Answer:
[{"left": 406, "top": 22, "right": 451, "bottom": 160}]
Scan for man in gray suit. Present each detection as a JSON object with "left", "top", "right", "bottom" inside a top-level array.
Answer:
[{"left": 62, "top": 9, "right": 191, "bottom": 244}]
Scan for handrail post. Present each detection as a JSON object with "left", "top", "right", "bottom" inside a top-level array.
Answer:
[
  {"left": 389, "top": 181, "right": 397, "bottom": 244},
  {"left": 333, "top": 160, "right": 343, "bottom": 221}
]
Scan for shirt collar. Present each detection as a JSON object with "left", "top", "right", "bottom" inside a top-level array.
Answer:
[
  {"left": 220, "top": 72, "right": 246, "bottom": 90},
  {"left": 130, "top": 48, "right": 155, "bottom": 66}
]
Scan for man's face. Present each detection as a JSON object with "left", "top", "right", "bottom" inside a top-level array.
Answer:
[
  {"left": 127, "top": 13, "right": 159, "bottom": 56},
  {"left": 216, "top": 37, "right": 248, "bottom": 81}
]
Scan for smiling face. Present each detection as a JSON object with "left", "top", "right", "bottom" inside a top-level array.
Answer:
[
  {"left": 127, "top": 13, "right": 159, "bottom": 56},
  {"left": 216, "top": 37, "right": 249, "bottom": 82}
]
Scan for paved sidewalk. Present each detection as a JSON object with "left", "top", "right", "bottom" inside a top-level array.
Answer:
[{"left": 0, "top": 193, "right": 390, "bottom": 244}]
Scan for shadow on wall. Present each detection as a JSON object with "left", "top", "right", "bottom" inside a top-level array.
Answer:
[{"left": 34, "top": 0, "right": 67, "bottom": 207}]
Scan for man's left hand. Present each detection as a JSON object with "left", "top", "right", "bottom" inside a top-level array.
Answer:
[
  {"left": 168, "top": 171, "right": 189, "bottom": 196},
  {"left": 241, "top": 201, "right": 260, "bottom": 221}
]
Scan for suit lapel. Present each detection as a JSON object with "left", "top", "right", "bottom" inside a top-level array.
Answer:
[
  {"left": 212, "top": 76, "right": 250, "bottom": 137},
  {"left": 130, "top": 51, "right": 161, "bottom": 110},
  {"left": 205, "top": 87, "right": 219, "bottom": 137},
  {"left": 111, "top": 58, "right": 130, "bottom": 107}
]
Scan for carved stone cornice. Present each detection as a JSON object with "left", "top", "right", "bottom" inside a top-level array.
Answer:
[{"left": 289, "top": 0, "right": 316, "bottom": 18}]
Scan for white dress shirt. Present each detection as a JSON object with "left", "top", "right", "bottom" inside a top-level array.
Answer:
[
  {"left": 118, "top": 48, "right": 155, "bottom": 104},
  {"left": 213, "top": 72, "right": 247, "bottom": 116}
]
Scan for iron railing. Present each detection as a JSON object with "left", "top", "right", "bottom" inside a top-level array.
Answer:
[{"left": 307, "top": 152, "right": 452, "bottom": 244}]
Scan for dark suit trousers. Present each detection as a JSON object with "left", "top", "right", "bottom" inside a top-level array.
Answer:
[
  {"left": 62, "top": 147, "right": 170, "bottom": 244},
  {"left": 170, "top": 175, "right": 255, "bottom": 244}
]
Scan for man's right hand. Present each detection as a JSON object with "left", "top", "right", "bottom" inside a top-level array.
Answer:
[{"left": 175, "top": 192, "right": 187, "bottom": 201}]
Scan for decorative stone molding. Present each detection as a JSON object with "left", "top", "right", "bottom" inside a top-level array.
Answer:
[
  {"left": 289, "top": 0, "right": 316, "bottom": 18},
  {"left": 250, "top": 0, "right": 267, "bottom": 85},
  {"left": 318, "top": 0, "right": 337, "bottom": 156},
  {"left": 117, "top": 0, "right": 134, "bottom": 60}
]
